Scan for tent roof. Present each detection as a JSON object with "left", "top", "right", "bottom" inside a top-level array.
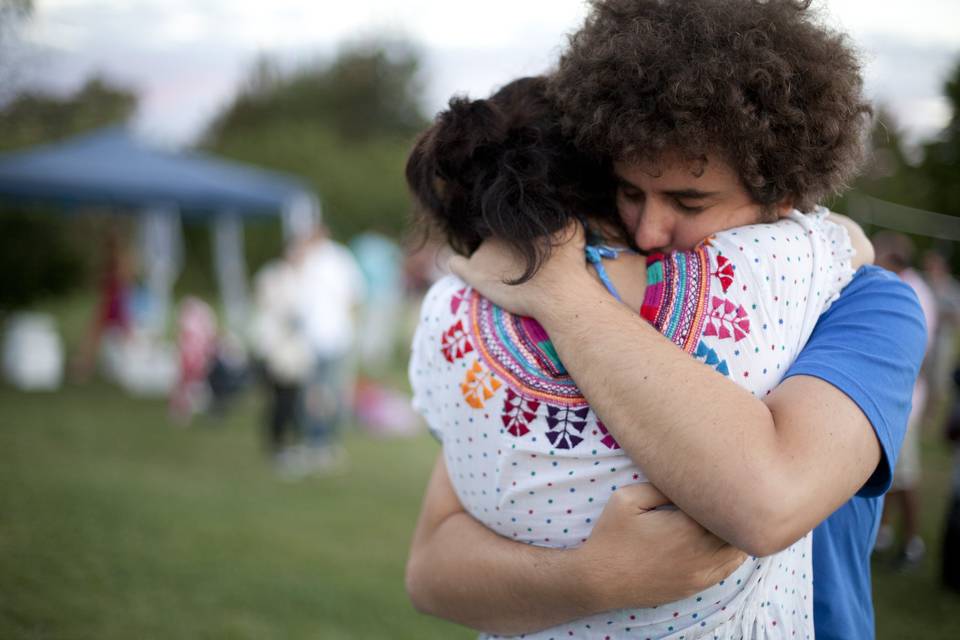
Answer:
[{"left": 0, "top": 127, "right": 312, "bottom": 217}]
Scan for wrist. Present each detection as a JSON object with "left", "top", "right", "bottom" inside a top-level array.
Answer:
[
  {"left": 535, "top": 271, "right": 610, "bottom": 332},
  {"left": 565, "top": 544, "right": 638, "bottom": 615},
  {"left": 564, "top": 546, "right": 607, "bottom": 615}
]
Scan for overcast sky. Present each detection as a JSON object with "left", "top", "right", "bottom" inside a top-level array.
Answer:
[{"left": 15, "top": 0, "right": 960, "bottom": 147}]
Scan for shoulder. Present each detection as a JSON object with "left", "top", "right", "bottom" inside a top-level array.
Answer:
[
  {"left": 839, "top": 266, "right": 928, "bottom": 355},
  {"left": 804, "top": 265, "right": 926, "bottom": 359},
  {"left": 832, "top": 267, "right": 924, "bottom": 321},
  {"left": 706, "top": 208, "right": 851, "bottom": 257},
  {"left": 417, "top": 275, "right": 469, "bottom": 322}
]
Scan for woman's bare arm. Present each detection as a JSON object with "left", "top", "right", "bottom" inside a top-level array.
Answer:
[{"left": 406, "top": 454, "right": 746, "bottom": 635}]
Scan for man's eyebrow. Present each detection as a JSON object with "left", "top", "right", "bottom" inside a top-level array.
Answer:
[{"left": 662, "top": 188, "right": 718, "bottom": 199}]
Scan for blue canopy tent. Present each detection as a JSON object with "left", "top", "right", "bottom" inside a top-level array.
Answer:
[{"left": 0, "top": 127, "right": 319, "bottom": 329}]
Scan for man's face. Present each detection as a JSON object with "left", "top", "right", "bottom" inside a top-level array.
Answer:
[{"left": 614, "top": 155, "right": 771, "bottom": 253}]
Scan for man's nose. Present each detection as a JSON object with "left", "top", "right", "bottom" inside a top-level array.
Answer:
[{"left": 633, "top": 203, "right": 675, "bottom": 252}]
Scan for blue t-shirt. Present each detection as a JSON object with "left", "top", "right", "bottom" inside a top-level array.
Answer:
[{"left": 784, "top": 265, "right": 927, "bottom": 640}]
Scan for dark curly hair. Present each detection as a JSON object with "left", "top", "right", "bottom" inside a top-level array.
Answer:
[
  {"left": 406, "top": 76, "right": 622, "bottom": 283},
  {"left": 550, "top": 0, "right": 872, "bottom": 213}
]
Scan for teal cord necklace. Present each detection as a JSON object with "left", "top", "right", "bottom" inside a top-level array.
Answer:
[{"left": 584, "top": 242, "right": 635, "bottom": 302}]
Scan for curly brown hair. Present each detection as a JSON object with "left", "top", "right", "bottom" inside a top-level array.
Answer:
[
  {"left": 406, "top": 77, "right": 622, "bottom": 283},
  {"left": 550, "top": 0, "right": 872, "bottom": 213}
]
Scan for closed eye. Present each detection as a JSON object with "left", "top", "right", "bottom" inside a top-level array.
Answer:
[{"left": 673, "top": 198, "right": 705, "bottom": 214}]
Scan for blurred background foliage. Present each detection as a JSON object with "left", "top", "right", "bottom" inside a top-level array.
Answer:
[
  {"left": 201, "top": 40, "right": 429, "bottom": 276},
  {"left": 0, "top": 25, "right": 431, "bottom": 308},
  {"left": 1, "top": 0, "right": 959, "bottom": 311},
  {"left": 0, "top": 75, "right": 138, "bottom": 308}
]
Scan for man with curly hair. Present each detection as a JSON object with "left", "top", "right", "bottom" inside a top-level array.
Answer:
[{"left": 406, "top": 1, "right": 925, "bottom": 639}]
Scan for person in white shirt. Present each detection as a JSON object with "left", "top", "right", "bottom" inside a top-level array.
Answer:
[
  {"left": 873, "top": 231, "right": 937, "bottom": 568},
  {"left": 296, "top": 226, "right": 366, "bottom": 471}
]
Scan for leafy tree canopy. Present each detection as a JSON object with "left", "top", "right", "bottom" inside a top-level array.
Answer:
[
  {"left": 0, "top": 75, "right": 137, "bottom": 308},
  {"left": 0, "top": 76, "right": 137, "bottom": 152},
  {"left": 204, "top": 39, "right": 429, "bottom": 243},
  {"left": 919, "top": 58, "right": 960, "bottom": 218}
]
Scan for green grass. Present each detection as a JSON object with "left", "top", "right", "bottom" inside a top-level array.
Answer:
[
  {"left": 1, "top": 377, "right": 959, "bottom": 639},
  {"left": 872, "top": 414, "right": 960, "bottom": 639},
  {"left": 0, "top": 381, "right": 471, "bottom": 640}
]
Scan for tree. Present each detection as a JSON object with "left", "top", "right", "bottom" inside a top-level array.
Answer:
[
  {"left": 204, "top": 38, "right": 429, "bottom": 248},
  {"left": 851, "top": 106, "right": 926, "bottom": 207},
  {"left": 919, "top": 57, "right": 960, "bottom": 218},
  {"left": 0, "top": 76, "right": 137, "bottom": 152},
  {"left": 0, "top": 76, "right": 138, "bottom": 308}
]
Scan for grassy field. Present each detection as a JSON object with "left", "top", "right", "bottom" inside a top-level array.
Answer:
[
  {"left": 1, "top": 378, "right": 958, "bottom": 638},
  {"left": 0, "top": 381, "right": 472, "bottom": 639}
]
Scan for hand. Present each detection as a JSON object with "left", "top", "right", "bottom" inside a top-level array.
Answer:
[
  {"left": 826, "top": 213, "right": 874, "bottom": 269},
  {"left": 572, "top": 483, "right": 747, "bottom": 611},
  {"left": 448, "top": 222, "right": 597, "bottom": 318}
]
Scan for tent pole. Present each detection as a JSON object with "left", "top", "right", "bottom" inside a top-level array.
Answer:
[
  {"left": 212, "top": 211, "right": 249, "bottom": 333},
  {"left": 137, "top": 205, "right": 183, "bottom": 335}
]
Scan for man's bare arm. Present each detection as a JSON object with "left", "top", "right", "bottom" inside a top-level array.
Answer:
[
  {"left": 450, "top": 232, "right": 881, "bottom": 556},
  {"left": 406, "top": 454, "right": 746, "bottom": 635}
]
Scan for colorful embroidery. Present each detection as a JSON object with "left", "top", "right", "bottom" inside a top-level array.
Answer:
[
  {"left": 713, "top": 255, "right": 736, "bottom": 293},
  {"left": 596, "top": 420, "right": 621, "bottom": 450},
  {"left": 467, "top": 292, "right": 587, "bottom": 407},
  {"left": 641, "top": 247, "right": 712, "bottom": 354},
  {"left": 694, "top": 340, "right": 730, "bottom": 376},
  {"left": 545, "top": 405, "right": 591, "bottom": 449},
  {"left": 704, "top": 296, "right": 750, "bottom": 342},
  {"left": 441, "top": 319, "right": 474, "bottom": 363},
  {"left": 450, "top": 286, "right": 469, "bottom": 315},
  {"left": 501, "top": 388, "right": 540, "bottom": 437},
  {"left": 460, "top": 359, "right": 501, "bottom": 409}
]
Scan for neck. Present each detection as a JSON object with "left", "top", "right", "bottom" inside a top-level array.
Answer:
[{"left": 590, "top": 252, "right": 648, "bottom": 313}]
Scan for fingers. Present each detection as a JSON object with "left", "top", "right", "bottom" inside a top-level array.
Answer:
[{"left": 448, "top": 255, "right": 469, "bottom": 280}]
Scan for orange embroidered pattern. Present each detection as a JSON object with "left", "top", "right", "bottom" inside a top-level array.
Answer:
[{"left": 461, "top": 359, "right": 502, "bottom": 409}]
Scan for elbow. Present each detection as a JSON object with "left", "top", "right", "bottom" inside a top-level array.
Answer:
[
  {"left": 736, "top": 527, "right": 794, "bottom": 558},
  {"left": 726, "top": 488, "right": 805, "bottom": 557},
  {"left": 404, "top": 553, "right": 435, "bottom": 616}
]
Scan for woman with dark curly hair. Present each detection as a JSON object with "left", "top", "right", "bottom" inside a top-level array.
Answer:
[{"left": 406, "top": 2, "right": 927, "bottom": 639}]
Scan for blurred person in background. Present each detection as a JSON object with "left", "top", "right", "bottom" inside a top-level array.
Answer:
[
  {"left": 204, "top": 331, "right": 251, "bottom": 417},
  {"left": 923, "top": 250, "right": 960, "bottom": 416},
  {"left": 941, "top": 366, "right": 960, "bottom": 592},
  {"left": 169, "top": 296, "right": 218, "bottom": 424},
  {"left": 73, "top": 229, "right": 135, "bottom": 380},
  {"left": 297, "top": 224, "right": 366, "bottom": 473},
  {"left": 251, "top": 241, "right": 314, "bottom": 476},
  {"left": 350, "top": 230, "right": 404, "bottom": 375},
  {"left": 873, "top": 231, "right": 937, "bottom": 569}
]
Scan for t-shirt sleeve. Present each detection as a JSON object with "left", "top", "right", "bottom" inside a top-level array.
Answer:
[
  {"left": 784, "top": 267, "right": 928, "bottom": 496},
  {"left": 408, "top": 275, "right": 468, "bottom": 443}
]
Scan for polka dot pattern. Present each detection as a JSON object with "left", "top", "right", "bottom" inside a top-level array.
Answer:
[{"left": 410, "top": 209, "right": 854, "bottom": 639}]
